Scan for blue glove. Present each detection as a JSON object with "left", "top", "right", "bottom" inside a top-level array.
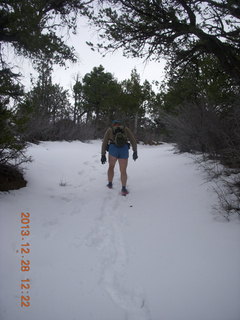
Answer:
[
  {"left": 133, "top": 151, "right": 138, "bottom": 161},
  {"left": 101, "top": 154, "right": 107, "bottom": 164}
]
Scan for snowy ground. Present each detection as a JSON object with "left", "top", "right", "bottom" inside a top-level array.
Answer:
[{"left": 0, "top": 140, "right": 240, "bottom": 320}]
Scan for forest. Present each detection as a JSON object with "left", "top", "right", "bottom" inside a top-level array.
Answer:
[{"left": 0, "top": 0, "right": 240, "bottom": 215}]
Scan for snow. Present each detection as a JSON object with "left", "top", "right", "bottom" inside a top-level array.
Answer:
[{"left": 0, "top": 140, "right": 240, "bottom": 320}]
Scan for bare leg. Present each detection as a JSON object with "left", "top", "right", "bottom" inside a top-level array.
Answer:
[
  {"left": 108, "top": 155, "right": 117, "bottom": 183},
  {"left": 118, "top": 158, "right": 128, "bottom": 187}
]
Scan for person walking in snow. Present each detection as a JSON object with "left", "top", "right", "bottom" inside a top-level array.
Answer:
[{"left": 101, "top": 120, "right": 138, "bottom": 195}]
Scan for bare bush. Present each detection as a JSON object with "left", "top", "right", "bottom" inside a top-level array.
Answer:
[
  {"left": 163, "top": 101, "right": 223, "bottom": 153},
  {"left": 162, "top": 97, "right": 240, "bottom": 218}
]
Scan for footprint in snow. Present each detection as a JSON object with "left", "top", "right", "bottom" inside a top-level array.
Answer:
[
  {"left": 85, "top": 194, "right": 152, "bottom": 320},
  {"left": 42, "top": 218, "right": 59, "bottom": 227},
  {"left": 60, "top": 196, "right": 72, "bottom": 202}
]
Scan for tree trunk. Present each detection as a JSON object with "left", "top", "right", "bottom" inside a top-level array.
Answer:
[{"left": 134, "top": 112, "right": 138, "bottom": 135}]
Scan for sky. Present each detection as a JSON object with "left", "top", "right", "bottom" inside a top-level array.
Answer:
[
  {"left": 53, "top": 17, "right": 166, "bottom": 89},
  {"left": 16, "top": 16, "right": 166, "bottom": 93}
]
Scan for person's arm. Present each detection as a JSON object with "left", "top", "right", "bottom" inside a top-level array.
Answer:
[
  {"left": 125, "top": 127, "right": 137, "bottom": 152},
  {"left": 101, "top": 128, "right": 111, "bottom": 155}
]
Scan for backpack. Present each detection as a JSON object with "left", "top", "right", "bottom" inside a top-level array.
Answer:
[{"left": 112, "top": 126, "right": 128, "bottom": 147}]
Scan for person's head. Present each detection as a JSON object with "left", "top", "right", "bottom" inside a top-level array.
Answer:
[{"left": 112, "top": 120, "right": 122, "bottom": 127}]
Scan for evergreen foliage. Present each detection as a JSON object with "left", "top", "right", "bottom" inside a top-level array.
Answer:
[
  {"left": 82, "top": 65, "right": 122, "bottom": 136},
  {"left": 0, "top": 0, "right": 92, "bottom": 63},
  {"left": 0, "top": 0, "right": 93, "bottom": 190},
  {"left": 17, "top": 61, "right": 72, "bottom": 141},
  {"left": 89, "top": 0, "right": 240, "bottom": 84},
  {"left": 159, "top": 55, "right": 240, "bottom": 166}
]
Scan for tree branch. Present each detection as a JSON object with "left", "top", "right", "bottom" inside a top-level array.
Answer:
[{"left": 176, "top": 0, "right": 196, "bottom": 26}]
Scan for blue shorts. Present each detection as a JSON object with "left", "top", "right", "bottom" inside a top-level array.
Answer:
[{"left": 108, "top": 143, "right": 129, "bottom": 159}]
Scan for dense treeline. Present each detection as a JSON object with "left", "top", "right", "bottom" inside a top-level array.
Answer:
[
  {"left": 156, "top": 55, "right": 240, "bottom": 165},
  {"left": 16, "top": 63, "right": 160, "bottom": 143}
]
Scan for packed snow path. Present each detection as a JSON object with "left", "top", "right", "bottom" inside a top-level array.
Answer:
[{"left": 0, "top": 141, "right": 240, "bottom": 320}]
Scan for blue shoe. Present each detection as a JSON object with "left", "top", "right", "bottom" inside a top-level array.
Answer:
[{"left": 107, "top": 182, "right": 113, "bottom": 189}]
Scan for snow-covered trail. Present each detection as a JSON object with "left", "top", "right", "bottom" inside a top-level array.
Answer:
[{"left": 0, "top": 141, "right": 240, "bottom": 320}]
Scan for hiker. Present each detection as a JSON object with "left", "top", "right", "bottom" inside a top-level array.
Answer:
[{"left": 101, "top": 120, "right": 138, "bottom": 195}]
